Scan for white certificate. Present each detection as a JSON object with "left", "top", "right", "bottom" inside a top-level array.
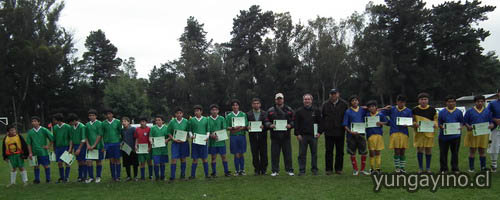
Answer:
[
  {"left": 418, "top": 121, "right": 435, "bottom": 133},
  {"left": 473, "top": 122, "right": 491, "bottom": 136},
  {"left": 314, "top": 123, "right": 319, "bottom": 137},
  {"left": 232, "top": 117, "right": 246, "bottom": 127},
  {"left": 136, "top": 144, "right": 149, "bottom": 154},
  {"left": 365, "top": 116, "right": 380, "bottom": 128},
  {"left": 120, "top": 142, "right": 133, "bottom": 155},
  {"left": 174, "top": 130, "right": 188, "bottom": 142},
  {"left": 274, "top": 120, "right": 288, "bottom": 131},
  {"left": 444, "top": 123, "right": 461, "bottom": 135},
  {"left": 397, "top": 117, "right": 413, "bottom": 126},
  {"left": 249, "top": 121, "right": 263, "bottom": 132},
  {"left": 60, "top": 151, "right": 74, "bottom": 165},
  {"left": 86, "top": 149, "right": 99, "bottom": 160},
  {"left": 351, "top": 123, "right": 366, "bottom": 134},
  {"left": 152, "top": 137, "right": 166, "bottom": 148},
  {"left": 49, "top": 151, "right": 56, "bottom": 162},
  {"left": 29, "top": 156, "right": 38, "bottom": 167},
  {"left": 215, "top": 129, "right": 228, "bottom": 141},
  {"left": 193, "top": 134, "right": 208, "bottom": 145}
]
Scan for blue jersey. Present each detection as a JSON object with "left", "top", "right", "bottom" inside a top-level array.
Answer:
[
  {"left": 487, "top": 100, "right": 500, "bottom": 128},
  {"left": 342, "top": 107, "right": 367, "bottom": 138},
  {"left": 382, "top": 106, "right": 412, "bottom": 135},
  {"left": 365, "top": 111, "right": 388, "bottom": 138},
  {"left": 464, "top": 106, "right": 492, "bottom": 126},
  {"left": 438, "top": 108, "right": 464, "bottom": 141}
]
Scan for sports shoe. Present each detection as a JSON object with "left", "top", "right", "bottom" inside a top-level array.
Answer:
[
  {"left": 85, "top": 178, "right": 93, "bottom": 183},
  {"left": 240, "top": 170, "right": 247, "bottom": 176},
  {"left": 224, "top": 172, "right": 232, "bottom": 177},
  {"left": 361, "top": 170, "right": 370, "bottom": 176},
  {"left": 33, "top": 180, "right": 40, "bottom": 184},
  {"left": 95, "top": 177, "right": 101, "bottom": 183},
  {"left": 287, "top": 171, "right": 295, "bottom": 176},
  {"left": 77, "top": 178, "right": 83, "bottom": 182},
  {"left": 23, "top": 182, "right": 29, "bottom": 187},
  {"left": 6, "top": 183, "right": 14, "bottom": 188},
  {"left": 271, "top": 172, "right": 279, "bottom": 177},
  {"left": 491, "top": 166, "right": 497, "bottom": 172},
  {"left": 400, "top": 168, "right": 407, "bottom": 173},
  {"left": 468, "top": 169, "right": 475, "bottom": 173},
  {"left": 395, "top": 168, "right": 401, "bottom": 173},
  {"left": 57, "top": 178, "right": 64, "bottom": 184},
  {"left": 233, "top": 172, "right": 239, "bottom": 177},
  {"left": 352, "top": 170, "right": 359, "bottom": 176},
  {"left": 298, "top": 172, "right": 305, "bottom": 176},
  {"left": 126, "top": 177, "right": 132, "bottom": 181}
]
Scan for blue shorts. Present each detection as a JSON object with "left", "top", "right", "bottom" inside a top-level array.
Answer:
[
  {"left": 191, "top": 143, "right": 208, "bottom": 159},
  {"left": 230, "top": 135, "right": 247, "bottom": 154},
  {"left": 73, "top": 145, "right": 86, "bottom": 161},
  {"left": 37, "top": 155, "right": 50, "bottom": 166},
  {"left": 208, "top": 146, "right": 226, "bottom": 155},
  {"left": 171, "top": 142, "right": 190, "bottom": 159},
  {"left": 152, "top": 155, "right": 168, "bottom": 165},
  {"left": 55, "top": 146, "right": 69, "bottom": 162},
  {"left": 105, "top": 143, "right": 121, "bottom": 159}
]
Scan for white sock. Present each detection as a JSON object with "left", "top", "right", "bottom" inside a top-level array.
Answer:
[
  {"left": 491, "top": 153, "right": 498, "bottom": 167},
  {"left": 21, "top": 170, "right": 28, "bottom": 183},
  {"left": 10, "top": 171, "right": 17, "bottom": 184}
]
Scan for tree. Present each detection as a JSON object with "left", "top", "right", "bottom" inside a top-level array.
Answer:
[
  {"left": 121, "top": 57, "right": 138, "bottom": 79},
  {"left": 103, "top": 75, "right": 150, "bottom": 120}
]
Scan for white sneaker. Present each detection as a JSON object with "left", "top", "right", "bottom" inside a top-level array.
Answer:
[
  {"left": 95, "top": 177, "right": 101, "bottom": 183},
  {"left": 287, "top": 172, "right": 295, "bottom": 176},
  {"left": 352, "top": 170, "right": 359, "bottom": 176},
  {"left": 468, "top": 169, "right": 474, "bottom": 173},
  {"left": 85, "top": 178, "right": 93, "bottom": 183},
  {"left": 361, "top": 170, "right": 370, "bottom": 176},
  {"left": 271, "top": 172, "right": 279, "bottom": 177},
  {"left": 395, "top": 168, "right": 401, "bottom": 173},
  {"left": 6, "top": 183, "right": 14, "bottom": 188}
]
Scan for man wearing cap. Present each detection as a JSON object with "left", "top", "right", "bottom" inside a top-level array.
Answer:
[
  {"left": 321, "top": 89, "right": 348, "bottom": 175},
  {"left": 265, "top": 93, "right": 295, "bottom": 176}
]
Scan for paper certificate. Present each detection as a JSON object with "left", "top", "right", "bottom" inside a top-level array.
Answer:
[
  {"left": 418, "top": 121, "right": 435, "bottom": 133},
  {"left": 365, "top": 116, "right": 380, "bottom": 128},
  {"left": 49, "top": 151, "right": 56, "bottom": 162},
  {"left": 397, "top": 117, "right": 413, "bottom": 126},
  {"left": 29, "top": 156, "right": 38, "bottom": 167},
  {"left": 193, "top": 134, "right": 208, "bottom": 145},
  {"left": 273, "top": 120, "right": 288, "bottom": 131},
  {"left": 249, "top": 121, "right": 262, "bottom": 132},
  {"left": 473, "top": 122, "right": 491, "bottom": 136},
  {"left": 443, "top": 123, "right": 461, "bottom": 135},
  {"left": 174, "top": 130, "right": 188, "bottom": 142},
  {"left": 351, "top": 123, "right": 366, "bottom": 134},
  {"left": 152, "top": 137, "right": 166, "bottom": 148},
  {"left": 120, "top": 142, "right": 132, "bottom": 155},
  {"left": 136, "top": 144, "right": 149, "bottom": 154},
  {"left": 232, "top": 117, "right": 246, "bottom": 127},
  {"left": 86, "top": 149, "right": 99, "bottom": 160},
  {"left": 215, "top": 129, "right": 228, "bottom": 141},
  {"left": 314, "top": 123, "right": 319, "bottom": 137},
  {"left": 60, "top": 151, "right": 74, "bottom": 165}
]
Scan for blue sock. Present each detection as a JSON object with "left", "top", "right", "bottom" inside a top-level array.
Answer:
[
  {"left": 170, "top": 164, "right": 176, "bottom": 179},
  {"left": 223, "top": 161, "right": 229, "bottom": 174},
  {"left": 191, "top": 163, "right": 198, "bottom": 177},
  {"left": 45, "top": 167, "right": 51, "bottom": 182},
  {"left": 141, "top": 167, "right": 145, "bottom": 179},
  {"left": 78, "top": 166, "right": 82, "bottom": 179},
  {"left": 160, "top": 164, "right": 165, "bottom": 178},
  {"left": 240, "top": 157, "right": 245, "bottom": 171},
  {"left": 480, "top": 156, "right": 486, "bottom": 169},
  {"left": 82, "top": 165, "right": 87, "bottom": 179},
  {"left": 203, "top": 162, "right": 209, "bottom": 177},
  {"left": 211, "top": 162, "right": 216, "bottom": 174},
  {"left": 469, "top": 157, "right": 475, "bottom": 170},
  {"left": 181, "top": 162, "right": 186, "bottom": 177},
  {"left": 65, "top": 167, "right": 71, "bottom": 180},
  {"left": 110, "top": 163, "right": 116, "bottom": 179},
  {"left": 234, "top": 157, "right": 240, "bottom": 172},
  {"left": 59, "top": 167, "right": 65, "bottom": 180},
  {"left": 148, "top": 165, "right": 153, "bottom": 178},
  {"left": 425, "top": 154, "right": 432, "bottom": 170},
  {"left": 417, "top": 153, "right": 423, "bottom": 170},
  {"left": 116, "top": 164, "right": 121, "bottom": 179},
  {"left": 34, "top": 168, "right": 40, "bottom": 181},
  {"left": 154, "top": 165, "right": 160, "bottom": 178},
  {"left": 96, "top": 165, "right": 102, "bottom": 178},
  {"left": 88, "top": 165, "right": 94, "bottom": 178}
]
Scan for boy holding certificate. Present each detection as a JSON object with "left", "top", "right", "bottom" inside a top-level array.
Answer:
[
  {"left": 246, "top": 98, "right": 268, "bottom": 175},
  {"left": 167, "top": 107, "right": 190, "bottom": 182},
  {"left": 3, "top": 125, "right": 29, "bottom": 187},
  {"left": 208, "top": 104, "right": 231, "bottom": 177},
  {"left": 342, "top": 95, "right": 369, "bottom": 175},
  {"left": 150, "top": 115, "right": 169, "bottom": 181},
  {"left": 382, "top": 95, "right": 412, "bottom": 173},
  {"left": 68, "top": 113, "right": 87, "bottom": 182},
  {"left": 26, "top": 116, "right": 54, "bottom": 184},
  {"left": 52, "top": 113, "right": 73, "bottom": 183},
  {"left": 134, "top": 117, "right": 153, "bottom": 180},
  {"left": 85, "top": 109, "right": 105, "bottom": 183},
  {"left": 437, "top": 96, "right": 464, "bottom": 173},
  {"left": 188, "top": 105, "right": 210, "bottom": 179},
  {"left": 487, "top": 89, "right": 500, "bottom": 172},
  {"left": 464, "top": 95, "right": 494, "bottom": 172},
  {"left": 365, "top": 100, "right": 387, "bottom": 174},
  {"left": 121, "top": 117, "right": 138, "bottom": 181},
  {"left": 412, "top": 93, "right": 438, "bottom": 173},
  {"left": 102, "top": 109, "right": 122, "bottom": 181},
  {"left": 226, "top": 99, "right": 248, "bottom": 176}
]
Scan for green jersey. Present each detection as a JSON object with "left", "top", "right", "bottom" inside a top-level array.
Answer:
[
  {"left": 189, "top": 116, "right": 209, "bottom": 135},
  {"left": 26, "top": 126, "right": 54, "bottom": 156},
  {"left": 86, "top": 120, "right": 104, "bottom": 150},
  {"left": 167, "top": 118, "right": 190, "bottom": 135},
  {"left": 208, "top": 115, "right": 227, "bottom": 147},
  {"left": 150, "top": 125, "right": 168, "bottom": 156},
  {"left": 70, "top": 122, "right": 86, "bottom": 146},
  {"left": 102, "top": 118, "right": 122, "bottom": 144},
  {"left": 225, "top": 111, "right": 248, "bottom": 136},
  {"left": 53, "top": 123, "right": 72, "bottom": 147}
]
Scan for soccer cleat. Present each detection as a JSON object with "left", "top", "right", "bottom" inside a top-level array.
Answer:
[
  {"left": 287, "top": 171, "right": 295, "bottom": 176},
  {"left": 335, "top": 171, "right": 343, "bottom": 175},
  {"left": 395, "top": 168, "right": 401, "bottom": 173},
  {"left": 233, "top": 172, "right": 239, "bottom": 177},
  {"left": 57, "top": 178, "right": 64, "bottom": 184},
  {"left": 224, "top": 172, "right": 232, "bottom": 177},
  {"left": 77, "top": 178, "right": 83, "bottom": 182},
  {"left": 85, "top": 178, "right": 93, "bottom": 184},
  {"left": 370, "top": 169, "right": 375, "bottom": 175},
  {"left": 240, "top": 170, "right": 247, "bottom": 176},
  {"left": 491, "top": 166, "right": 497, "bottom": 172},
  {"left": 400, "top": 168, "right": 407, "bottom": 173},
  {"left": 270, "top": 172, "right": 279, "bottom": 177},
  {"left": 95, "top": 177, "right": 101, "bottom": 183},
  {"left": 361, "top": 170, "right": 370, "bottom": 176},
  {"left": 6, "top": 184, "right": 14, "bottom": 188},
  {"left": 33, "top": 180, "right": 40, "bottom": 184},
  {"left": 126, "top": 177, "right": 132, "bottom": 182},
  {"left": 468, "top": 169, "right": 475, "bottom": 173},
  {"left": 352, "top": 170, "right": 359, "bottom": 176},
  {"left": 376, "top": 169, "right": 381, "bottom": 174},
  {"left": 298, "top": 172, "right": 305, "bottom": 176},
  {"left": 210, "top": 172, "right": 217, "bottom": 178}
]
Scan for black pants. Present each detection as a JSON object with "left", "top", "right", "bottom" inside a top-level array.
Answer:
[
  {"left": 298, "top": 135, "right": 318, "bottom": 173},
  {"left": 439, "top": 138, "right": 460, "bottom": 172},
  {"left": 249, "top": 132, "right": 268, "bottom": 174},
  {"left": 325, "top": 135, "right": 345, "bottom": 172},
  {"left": 122, "top": 151, "right": 138, "bottom": 178},
  {"left": 271, "top": 137, "right": 293, "bottom": 173}
]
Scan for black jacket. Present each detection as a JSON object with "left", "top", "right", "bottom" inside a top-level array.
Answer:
[
  {"left": 321, "top": 99, "right": 348, "bottom": 136},
  {"left": 265, "top": 105, "right": 295, "bottom": 139},
  {"left": 2, "top": 134, "right": 29, "bottom": 160},
  {"left": 294, "top": 106, "right": 322, "bottom": 136},
  {"left": 246, "top": 110, "right": 267, "bottom": 133}
]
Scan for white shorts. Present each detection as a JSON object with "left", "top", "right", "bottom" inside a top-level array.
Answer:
[{"left": 487, "top": 129, "right": 500, "bottom": 154}]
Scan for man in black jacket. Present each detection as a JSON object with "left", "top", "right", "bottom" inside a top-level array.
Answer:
[
  {"left": 265, "top": 93, "right": 295, "bottom": 177},
  {"left": 295, "top": 94, "right": 321, "bottom": 176},
  {"left": 321, "top": 89, "right": 348, "bottom": 175},
  {"left": 246, "top": 98, "right": 268, "bottom": 175}
]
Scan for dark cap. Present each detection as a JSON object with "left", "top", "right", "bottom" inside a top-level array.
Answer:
[{"left": 329, "top": 89, "right": 338, "bottom": 94}]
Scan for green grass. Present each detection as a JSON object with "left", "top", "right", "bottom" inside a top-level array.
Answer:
[{"left": 1, "top": 128, "right": 499, "bottom": 199}]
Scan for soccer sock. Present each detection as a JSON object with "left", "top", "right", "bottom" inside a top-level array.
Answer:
[
  {"left": 491, "top": 153, "right": 498, "bottom": 167},
  {"left": 140, "top": 167, "right": 145, "bottom": 179},
  {"left": 45, "top": 167, "right": 51, "bottom": 181},
  {"left": 110, "top": 163, "right": 116, "bottom": 179},
  {"left": 10, "top": 171, "right": 17, "bottom": 184},
  {"left": 170, "top": 164, "right": 176, "bottom": 179},
  {"left": 400, "top": 156, "right": 406, "bottom": 169},
  {"left": 425, "top": 154, "right": 432, "bottom": 170},
  {"left": 211, "top": 162, "right": 216, "bottom": 174},
  {"left": 370, "top": 156, "right": 375, "bottom": 170},
  {"left": 160, "top": 164, "right": 165, "bottom": 178},
  {"left": 116, "top": 164, "right": 121, "bottom": 179},
  {"left": 240, "top": 157, "right": 245, "bottom": 171},
  {"left": 393, "top": 155, "right": 400, "bottom": 169},
  {"left": 181, "top": 162, "right": 186, "bottom": 177},
  {"left": 88, "top": 165, "right": 94, "bottom": 178},
  {"left": 223, "top": 161, "right": 229, "bottom": 174},
  {"left": 350, "top": 156, "right": 358, "bottom": 171},
  {"left": 59, "top": 167, "right": 64, "bottom": 180},
  {"left": 203, "top": 162, "right": 209, "bottom": 177},
  {"left": 154, "top": 165, "right": 160, "bottom": 178},
  {"left": 469, "top": 157, "right": 475, "bottom": 170},
  {"left": 96, "top": 165, "right": 102, "bottom": 178},
  {"left": 65, "top": 167, "right": 70, "bottom": 180},
  {"left": 234, "top": 157, "right": 240, "bottom": 172},
  {"left": 360, "top": 155, "right": 367, "bottom": 171},
  {"left": 191, "top": 163, "right": 198, "bottom": 177},
  {"left": 376, "top": 155, "right": 382, "bottom": 169},
  {"left": 417, "top": 152, "right": 424, "bottom": 170},
  {"left": 21, "top": 170, "right": 28, "bottom": 183},
  {"left": 78, "top": 165, "right": 82, "bottom": 179},
  {"left": 148, "top": 165, "right": 153, "bottom": 178},
  {"left": 82, "top": 165, "right": 88, "bottom": 179},
  {"left": 480, "top": 156, "right": 486, "bottom": 169},
  {"left": 34, "top": 168, "right": 40, "bottom": 181}
]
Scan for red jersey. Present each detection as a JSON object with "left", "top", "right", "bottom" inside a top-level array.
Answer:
[{"left": 134, "top": 126, "right": 151, "bottom": 144}]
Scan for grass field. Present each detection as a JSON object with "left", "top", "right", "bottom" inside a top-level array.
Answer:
[{"left": 1, "top": 128, "right": 498, "bottom": 199}]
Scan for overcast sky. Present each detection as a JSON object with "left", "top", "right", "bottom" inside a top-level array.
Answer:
[{"left": 59, "top": 0, "right": 500, "bottom": 78}]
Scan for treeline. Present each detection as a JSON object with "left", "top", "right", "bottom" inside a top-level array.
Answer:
[{"left": 1, "top": 0, "right": 500, "bottom": 131}]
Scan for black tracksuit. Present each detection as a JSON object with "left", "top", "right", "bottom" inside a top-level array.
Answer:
[{"left": 247, "top": 110, "right": 268, "bottom": 174}]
